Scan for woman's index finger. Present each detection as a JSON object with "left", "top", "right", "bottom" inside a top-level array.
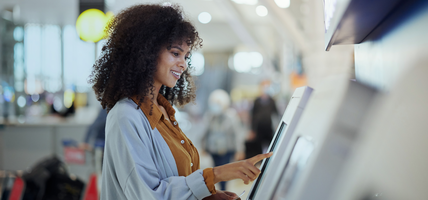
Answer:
[{"left": 248, "top": 152, "right": 273, "bottom": 165}]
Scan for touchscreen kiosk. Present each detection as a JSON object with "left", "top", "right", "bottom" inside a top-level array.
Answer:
[
  {"left": 246, "top": 86, "right": 313, "bottom": 200},
  {"left": 331, "top": 65, "right": 428, "bottom": 200},
  {"left": 255, "top": 77, "right": 377, "bottom": 200}
]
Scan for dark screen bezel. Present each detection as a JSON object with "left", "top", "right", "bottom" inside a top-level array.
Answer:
[{"left": 247, "top": 121, "right": 287, "bottom": 200}]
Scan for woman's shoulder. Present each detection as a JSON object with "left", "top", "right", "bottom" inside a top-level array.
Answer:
[
  {"left": 109, "top": 98, "right": 143, "bottom": 119},
  {"left": 107, "top": 98, "right": 152, "bottom": 132}
]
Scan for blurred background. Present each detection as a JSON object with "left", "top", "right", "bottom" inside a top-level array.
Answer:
[
  {"left": 1, "top": 0, "right": 427, "bottom": 199},
  {"left": 0, "top": 0, "right": 356, "bottom": 126}
]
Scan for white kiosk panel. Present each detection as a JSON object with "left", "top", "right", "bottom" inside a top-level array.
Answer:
[
  {"left": 258, "top": 77, "right": 377, "bottom": 200},
  {"left": 331, "top": 65, "right": 428, "bottom": 200},
  {"left": 246, "top": 86, "right": 313, "bottom": 200}
]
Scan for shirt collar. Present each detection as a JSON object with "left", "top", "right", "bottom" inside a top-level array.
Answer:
[
  {"left": 157, "top": 94, "right": 176, "bottom": 117},
  {"left": 131, "top": 94, "right": 175, "bottom": 130}
]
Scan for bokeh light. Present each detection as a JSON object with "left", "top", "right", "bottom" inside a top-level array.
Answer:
[
  {"left": 3, "top": 87, "right": 14, "bottom": 102},
  {"left": 105, "top": 11, "right": 114, "bottom": 28},
  {"left": 53, "top": 96, "right": 63, "bottom": 112},
  {"left": 64, "top": 89, "right": 75, "bottom": 108},
  {"left": 17, "top": 96, "right": 26, "bottom": 108},
  {"left": 76, "top": 9, "right": 108, "bottom": 43},
  {"left": 31, "top": 94, "right": 40, "bottom": 102},
  {"left": 232, "top": 52, "right": 263, "bottom": 73},
  {"left": 274, "top": 0, "right": 291, "bottom": 8},
  {"left": 256, "top": 5, "right": 268, "bottom": 17},
  {"left": 198, "top": 12, "right": 212, "bottom": 24},
  {"left": 13, "top": 26, "right": 24, "bottom": 42},
  {"left": 232, "top": 0, "right": 258, "bottom": 5},
  {"left": 190, "top": 52, "right": 205, "bottom": 76}
]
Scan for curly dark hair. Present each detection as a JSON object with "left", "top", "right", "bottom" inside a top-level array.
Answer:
[{"left": 89, "top": 3, "right": 203, "bottom": 112}]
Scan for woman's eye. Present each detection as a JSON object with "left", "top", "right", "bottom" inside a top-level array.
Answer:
[
  {"left": 173, "top": 52, "right": 179, "bottom": 56},
  {"left": 185, "top": 56, "right": 189, "bottom": 60}
]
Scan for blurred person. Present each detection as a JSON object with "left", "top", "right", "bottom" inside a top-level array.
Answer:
[
  {"left": 247, "top": 80, "right": 279, "bottom": 159},
  {"left": 80, "top": 108, "right": 107, "bottom": 151},
  {"left": 89, "top": 4, "right": 272, "bottom": 200},
  {"left": 201, "top": 89, "right": 245, "bottom": 191},
  {"left": 79, "top": 108, "right": 107, "bottom": 185}
]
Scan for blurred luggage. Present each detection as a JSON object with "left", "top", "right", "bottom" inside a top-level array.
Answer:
[{"left": 21, "top": 156, "right": 85, "bottom": 200}]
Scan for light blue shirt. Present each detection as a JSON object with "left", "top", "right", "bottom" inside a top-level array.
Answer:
[{"left": 101, "top": 98, "right": 212, "bottom": 200}]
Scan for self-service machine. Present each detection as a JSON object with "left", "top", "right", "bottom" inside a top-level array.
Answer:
[
  {"left": 331, "top": 65, "right": 428, "bottom": 200},
  {"left": 253, "top": 76, "right": 378, "bottom": 200},
  {"left": 246, "top": 86, "right": 313, "bottom": 200}
]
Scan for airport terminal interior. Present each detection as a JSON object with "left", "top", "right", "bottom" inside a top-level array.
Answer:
[{"left": 0, "top": 0, "right": 427, "bottom": 199}]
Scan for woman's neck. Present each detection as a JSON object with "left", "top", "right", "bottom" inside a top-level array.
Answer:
[{"left": 150, "top": 84, "right": 162, "bottom": 107}]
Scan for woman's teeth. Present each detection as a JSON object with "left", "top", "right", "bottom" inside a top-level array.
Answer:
[{"left": 172, "top": 71, "right": 180, "bottom": 76}]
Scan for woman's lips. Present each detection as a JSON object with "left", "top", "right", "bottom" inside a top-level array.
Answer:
[{"left": 171, "top": 70, "right": 181, "bottom": 79}]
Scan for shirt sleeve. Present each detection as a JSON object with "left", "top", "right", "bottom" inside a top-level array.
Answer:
[
  {"left": 203, "top": 168, "right": 216, "bottom": 194},
  {"left": 101, "top": 104, "right": 212, "bottom": 200}
]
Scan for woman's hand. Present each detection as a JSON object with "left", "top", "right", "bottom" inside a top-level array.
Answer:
[
  {"left": 213, "top": 152, "right": 273, "bottom": 185},
  {"left": 203, "top": 191, "right": 240, "bottom": 200}
]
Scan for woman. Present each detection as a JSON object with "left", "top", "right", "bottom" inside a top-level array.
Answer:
[{"left": 90, "top": 4, "right": 272, "bottom": 200}]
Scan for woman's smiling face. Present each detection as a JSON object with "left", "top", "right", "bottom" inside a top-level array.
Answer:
[{"left": 154, "top": 42, "right": 190, "bottom": 89}]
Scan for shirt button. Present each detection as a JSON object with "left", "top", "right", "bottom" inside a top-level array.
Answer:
[
  {"left": 181, "top": 140, "right": 185, "bottom": 144},
  {"left": 191, "top": 163, "right": 193, "bottom": 167},
  {"left": 173, "top": 121, "right": 177, "bottom": 125}
]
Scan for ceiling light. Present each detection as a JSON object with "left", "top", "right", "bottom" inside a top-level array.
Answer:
[
  {"left": 198, "top": 12, "right": 212, "bottom": 24},
  {"left": 274, "top": 0, "right": 290, "bottom": 8},
  {"left": 256, "top": 6, "right": 268, "bottom": 17}
]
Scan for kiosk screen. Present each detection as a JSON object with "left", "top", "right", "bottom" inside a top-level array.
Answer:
[{"left": 248, "top": 122, "right": 287, "bottom": 200}]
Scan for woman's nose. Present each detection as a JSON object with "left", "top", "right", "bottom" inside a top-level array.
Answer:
[{"left": 179, "top": 58, "right": 187, "bottom": 72}]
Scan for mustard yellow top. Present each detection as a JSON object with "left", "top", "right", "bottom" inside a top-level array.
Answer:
[{"left": 131, "top": 94, "right": 216, "bottom": 194}]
